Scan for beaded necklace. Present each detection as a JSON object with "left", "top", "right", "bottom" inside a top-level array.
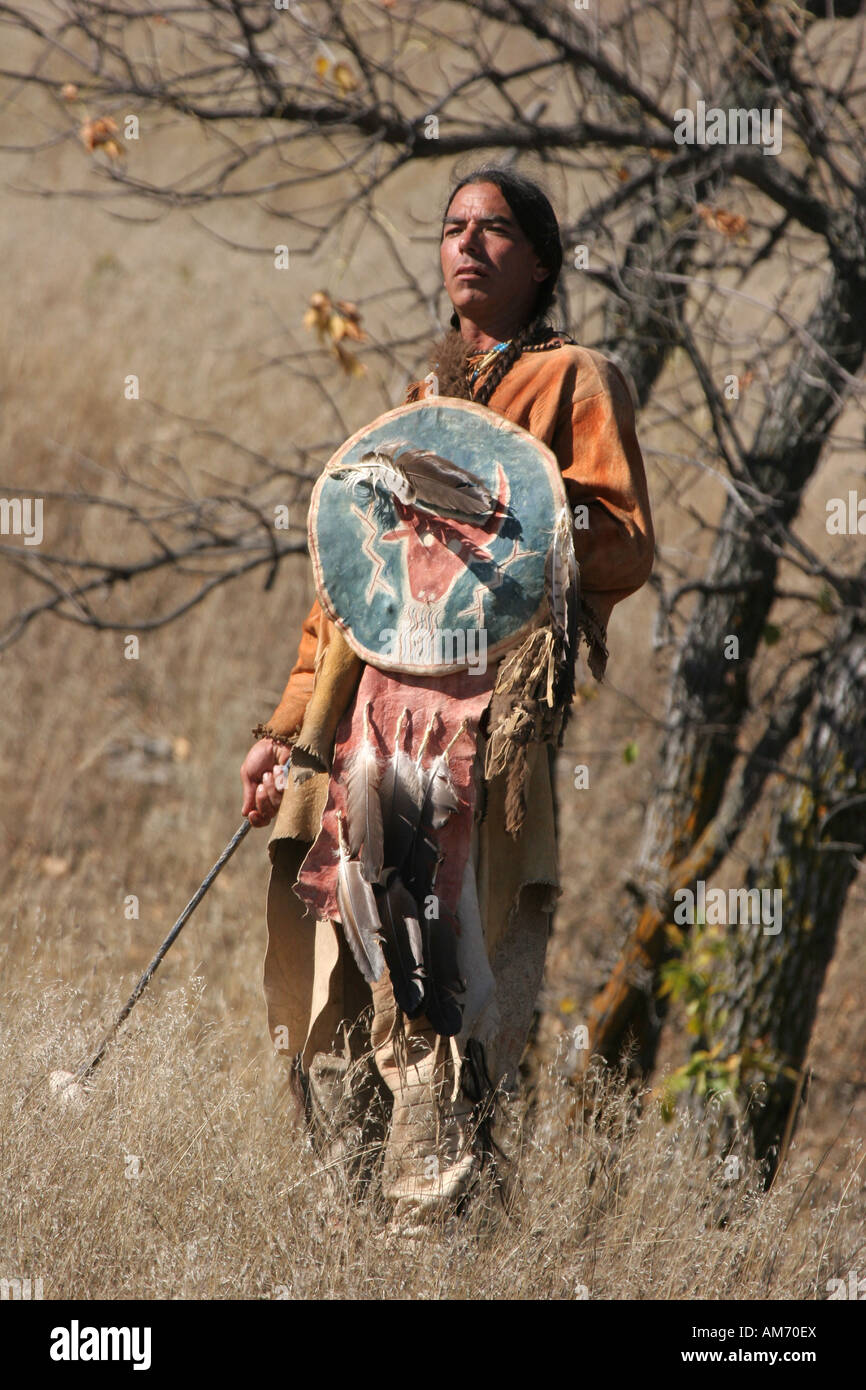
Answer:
[{"left": 466, "top": 338, "right": 512, "bottom": 385}]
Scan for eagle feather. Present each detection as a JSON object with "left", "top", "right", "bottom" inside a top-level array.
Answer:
[
  {"left": 420, "top": 904, "right": 465, "bottom": 1037},
  {"left": 375, "top": 875, "right": 426, "bottom": 1018},
  {"left": 344, "top": 701, "right": 384, "bottom": 884},
  {"left": 335, "top": 812, "right": 385, "bottom": 984},
  {"left": 377, "top": 708, "right": 424, "bottom": 883},
  {"left": 329, "top": 442, "right": 495, "bottom": 522}
]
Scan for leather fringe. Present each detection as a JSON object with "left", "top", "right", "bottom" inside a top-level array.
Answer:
[{"left": 483, "top": 595, "right": 608, "bottom": 838}]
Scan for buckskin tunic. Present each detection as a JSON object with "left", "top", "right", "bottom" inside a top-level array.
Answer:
[{"left": 258, "top": 339, "right": 654, "bottom": 1207}]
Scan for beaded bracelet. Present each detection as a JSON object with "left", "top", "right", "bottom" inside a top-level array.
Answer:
[{"left": 251, "top": 723, "right": 296, "bottom": 749}]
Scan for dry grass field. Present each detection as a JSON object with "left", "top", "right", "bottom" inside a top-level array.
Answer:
[
  {"left": 1, "top": 10, "right": 864, "bottom": 1304},
  {"left": 3, "top": 997, "right": 861, "bottom": 1301}
]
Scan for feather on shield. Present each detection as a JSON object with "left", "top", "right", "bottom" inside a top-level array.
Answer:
[
  {"left": 390, "top": 445, "right": 495, "bottom": 520},
  {"left": 335, "top": 812, "right": 385, "bottom": 984},
  {"left": 330, "top": 442, "right": 495, "bottom": 522}
]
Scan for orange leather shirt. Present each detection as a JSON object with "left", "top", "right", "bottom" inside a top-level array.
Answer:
[{"left": 263, "top": 342, "right": 654, "bottom": 739}]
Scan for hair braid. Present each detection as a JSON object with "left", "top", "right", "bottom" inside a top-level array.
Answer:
[{"left": 472, "top": 314, "right": 553, "bottom": 407}]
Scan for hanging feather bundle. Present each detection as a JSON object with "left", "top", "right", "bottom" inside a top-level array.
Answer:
[
  {"left": 406, "top": 828, "right": 443, "bottom": 908},
  {"left": 420, "top": 903, "right": 465, "bottom": 1037},
  {"left": 545, "top": 503, "right": 580, "bottom": 711},
  {"left": 339, "top": 704, "right": 467, "bottom": 1035},
  {"left": 329, "top": 441, "right": 495, "bottom": 522},
  {"left": 375, "top": 874, "right": 425, "bottom": 1017},
  {"left": 414, "top": 709, "right": 438, "bottom": 770},
  {"left": 418, "top": 718, "right": 466, "bottom": 830},
  {"left": 377, "top": 708, "right": 424, "bottom": 882},
  {"left": 403, "top": 712, "right": 465, "bottom": 904},
  {"left": 401, "top": 714, "right": 444, "bottom": 903},
  {"left": 335, "top": 812, "right": 386, "bottom": 984},
  {"left": 344, "top": 701, "right": 384, "bottom": 884},
  {"left": 547, "top": 505, "right": 576, "bottom": 640}
]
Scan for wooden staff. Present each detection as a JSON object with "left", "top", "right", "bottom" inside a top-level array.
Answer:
[{"left": 67, "top": 819, "right": 253, "bottom": 1087}]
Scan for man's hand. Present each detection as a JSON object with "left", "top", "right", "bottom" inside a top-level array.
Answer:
[{"left": 241, "top": 738, "right": 292, "bottom": 828}]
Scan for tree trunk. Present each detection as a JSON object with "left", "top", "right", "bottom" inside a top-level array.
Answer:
[
  {"left": 703, "top": 610, "right": 866, "bottom": 1177},
  {"left": 585, "top": 242, "right": 866, "bottom": 1074}
]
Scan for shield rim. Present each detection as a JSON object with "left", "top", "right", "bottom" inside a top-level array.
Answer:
[{"left": 307, "top": 396, "right": 568, "bottom": 675}]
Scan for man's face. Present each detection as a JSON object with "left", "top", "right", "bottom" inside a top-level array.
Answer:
[{"left": 440, "top": 182, "right": 550, "bottom": 330}]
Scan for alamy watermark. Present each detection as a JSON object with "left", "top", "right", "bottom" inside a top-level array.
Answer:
[
  {"left": 1, "top": 1274, "right": 43, "bottom": 1299},
  {"left": 674, "top": 880, "right": 782, "bottom": 935},
  {"left": 0, "top": 496, "right": 43, "bottom": 545},
  {"left": 50, "top": 1321, "right": 152, "bottom": 1370},
  {"left": 379, "top": 625, "right": 487, "bottom": 674},
  {"left": 826, "top": 491, "right": 865, "bottom": 534},
  {"left": 827, "top": 1271, "right": 866, "bottom": 1299},
  {"left": 673, "top": 100, "right": 782, "bottom": 156}
]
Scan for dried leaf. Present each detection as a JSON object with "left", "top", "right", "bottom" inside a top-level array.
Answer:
[
  {"left": 334, "top": 339, "right": 366, "bottom": 377},
  {"left": 303, "top": 292, "right": 367, "bottom": 373},
  {"left": 333, "top": 300, "right": 365, "bottom": 341},
  {"left": 80, "top": 116, "right": 119, "bottom": 153},
  {"left": 696, "top": 203, "right": 749, "bottom": 239},
  {"left": 329, "top": 311, "right": 348, "bottom": 343},
  {"left": 333, "top": 62, "right": 358, "bottom": 94}
]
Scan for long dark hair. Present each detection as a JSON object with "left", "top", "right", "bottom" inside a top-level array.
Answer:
[{"left": 441, "top": 166, "right": 565, "bottom": 405}]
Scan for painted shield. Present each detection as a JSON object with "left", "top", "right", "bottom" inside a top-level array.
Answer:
[{"left": 308, "top": 397, "right": 568, "bottom": 674}]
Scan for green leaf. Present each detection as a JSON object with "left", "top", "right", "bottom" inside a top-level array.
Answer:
[
  {"left": 817, "top": 585, "right": 834, "bottom": 615},
  {"left": 623, "top": 740, "right": 639, "bottom": 764}
]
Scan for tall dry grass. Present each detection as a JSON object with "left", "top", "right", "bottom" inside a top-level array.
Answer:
[{"left": 1, "top": 965, "right": 861, "bottom": 1300}]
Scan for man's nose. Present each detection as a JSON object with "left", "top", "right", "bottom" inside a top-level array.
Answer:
[{"left": 458, "top": 222, "right": 481, "bottom": 254}]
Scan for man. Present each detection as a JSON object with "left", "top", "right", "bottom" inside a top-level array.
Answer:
[{"left": 241, "top": 167, "right": 654, "bottom": 1223}]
